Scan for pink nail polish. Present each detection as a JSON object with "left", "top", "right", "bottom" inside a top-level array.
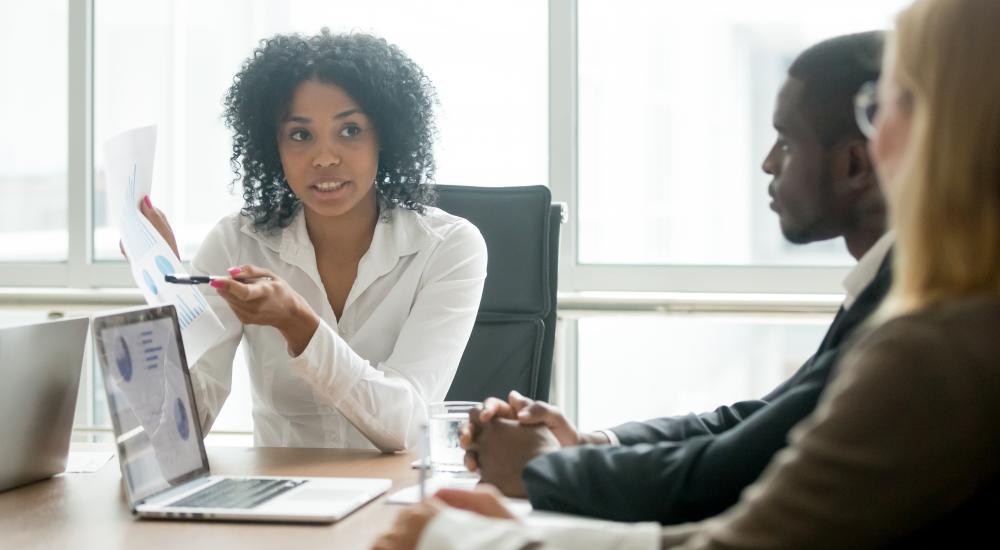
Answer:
[
  {"left": 143, "top": 195, "right": 152, "bottom": 209},
  {"left": 227, "top": 266, "right": 242, "bottom": 276},
  {"left": 210, "top": 279, "right": 224, "bottom": 289}
]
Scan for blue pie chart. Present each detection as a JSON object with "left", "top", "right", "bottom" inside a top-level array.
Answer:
[
  {"left": 174, "top": 398, "right": 190, "bottom": 441},
  {"left": 155, "top": 255, "right": 175, "bottom": 276},
  {"left": 116, "top": 336, "right": 133, "bottom": 382}
]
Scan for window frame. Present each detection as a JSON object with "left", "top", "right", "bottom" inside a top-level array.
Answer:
[
  {"left": 547, "top": 0, "right": 850, "bottom": 294},
  {"left": 0, "top": 0, "right": 850, "bottom": 294},
  {"left": 0, "top": 0, "right": 857, "bottom": 437}
]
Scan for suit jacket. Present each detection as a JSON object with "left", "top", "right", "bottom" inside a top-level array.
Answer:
[
  {"left": 664, "top": 295, "right": 1000, "bottom": 549},
  {"left": 415, "top": 294, "right": 1000, "bottom": 550},
  {"left": 522, "top": 253, "right": 894, "bottom": 524}
]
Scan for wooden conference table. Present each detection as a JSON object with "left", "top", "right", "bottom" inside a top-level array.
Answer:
[{"left": 0, "top": 446, "right": 420, "bottom": 550}]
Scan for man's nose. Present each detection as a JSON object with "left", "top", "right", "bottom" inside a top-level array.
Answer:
[{"left": 762, "top": 148, "right": 778, "bottom": 175}]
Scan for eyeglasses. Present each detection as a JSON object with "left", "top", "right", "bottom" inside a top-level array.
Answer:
[{"left": 854, "top": 81, "right": 879, "bottom": 139}]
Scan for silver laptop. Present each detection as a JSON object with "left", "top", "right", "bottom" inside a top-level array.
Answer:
[
  {"left": 0, "top": 316, "right": 90, "bottom": 493},
  {"left": 92, "top": 305, "right": 390, "bottom": 523}
]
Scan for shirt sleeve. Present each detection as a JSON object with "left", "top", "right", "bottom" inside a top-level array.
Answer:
[
  {"left": 419, "top": 508, "right": 662, "bottom": 550},
  {"left": 418, "top": 509, "right": 541, "bottom": 550},
  {"left": 287, "top": 220, "right": 487, "bottom": 452},
  {"left": 187, "top": 215, "right": 245, "bottom": 434},
  {"left": 597, "top": 429, "right": 621, "bottom": 446},
  {"left": 669, "top": 315, "right": 994, "bottom": 549}
]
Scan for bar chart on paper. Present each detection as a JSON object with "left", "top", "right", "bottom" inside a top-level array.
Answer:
[
  {"left": 173, "top": 294, "right": 209, "bottom": 330},
  {"left": 144, "top": 251, "right": 210, "bottom": 330}
]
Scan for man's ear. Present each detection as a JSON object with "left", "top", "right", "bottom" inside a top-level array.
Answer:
[{"left": 845, "top": 139, "right": 874, "bottom": 189}]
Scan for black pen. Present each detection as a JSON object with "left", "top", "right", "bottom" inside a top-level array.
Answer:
[{"left": 164, "top": 274, "right": 273, "bottom": 285}]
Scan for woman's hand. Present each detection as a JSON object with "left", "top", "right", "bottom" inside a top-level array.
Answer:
[
  {"left": 434, "top": 485, "right": 517, "bottom": 520},
  {"left": 371, "top": 486, "right": 516, "bottom": 550},
  {"left": 139, "top": 195, "right": 180, "bottom": 259},
  {"left": 120, "top": 195, "right": 180, "bottom": 261},
  {"left": 211, "top": 264, "right": 321, "bottom": 356},
  {"left": 371, "top": 498, "right": 443, "bottom": 550}
]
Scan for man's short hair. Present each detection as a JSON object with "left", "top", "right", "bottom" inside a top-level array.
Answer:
[{"left": 788, "top": 31, "right": 884, "bottom": 146}]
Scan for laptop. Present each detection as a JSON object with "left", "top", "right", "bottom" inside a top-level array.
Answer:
[
  {"left": 0, "top": 316, "right": 90, "bottom": 493},
  {"left": 92, "top": 305, "right": 391, "bottom": 522}
]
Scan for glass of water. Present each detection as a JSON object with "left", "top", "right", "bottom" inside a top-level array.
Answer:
[{"left": 427, "top": 401, "right": 478, "bottom": 472}]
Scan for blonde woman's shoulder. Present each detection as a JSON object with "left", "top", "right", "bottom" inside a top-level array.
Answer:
[{"left": 842, "top": 295, "right": 1000, "bottom": 398}]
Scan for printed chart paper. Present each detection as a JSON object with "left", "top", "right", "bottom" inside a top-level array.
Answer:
[{"left": 104, "top": 125, "right": 224, "bottom": 364}]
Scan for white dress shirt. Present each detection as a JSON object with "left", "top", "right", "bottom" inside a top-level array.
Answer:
[
  {"left": 420, "top": 508, "right": 662, "bottom": 550},
  {"left": 841, "top": 232, "right": 894, "bottom": 311},
  {"left": 188, "top": 206, "right": 487, "bottom": 451}
]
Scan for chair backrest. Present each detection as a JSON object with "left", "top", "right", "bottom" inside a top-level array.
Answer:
[{"left": 435, "top": 185, "right": 562, "bottom": 402}]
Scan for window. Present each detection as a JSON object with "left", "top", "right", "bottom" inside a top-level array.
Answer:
[
  {"left": 575, "top": 0, "right": 908, "bottom": 267},
  {"left": 2, "top": 1, "right": 909, "bottom": 440},
  {"left": 81, "top": 0, "right": 547, "bottom": 439},
  {"left": 576, "top": 313, "right": 832, "bottom": 431},
  {"left": 93, "top": 0, "right": 548, "bottom": 261},
  {"left": 0, "top": 2, "right": 68, "bottom": 261}
]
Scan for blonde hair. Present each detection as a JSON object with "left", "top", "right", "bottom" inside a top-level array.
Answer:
[{"left": 882, "top": 0, "right": 1000, "bottom": 316}]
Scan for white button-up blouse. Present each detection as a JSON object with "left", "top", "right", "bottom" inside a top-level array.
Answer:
[{"left": 188, "top": 206, "right": 487, "bottom": 451}]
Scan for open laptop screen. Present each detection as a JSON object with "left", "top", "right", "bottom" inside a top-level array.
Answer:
[{"left": 93, "top": 306, "right": 209, "bottom": 504}]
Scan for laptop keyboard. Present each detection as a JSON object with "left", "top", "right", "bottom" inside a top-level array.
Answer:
[{"left": 171, "top": 478, "right": 306, "bottom": 509}]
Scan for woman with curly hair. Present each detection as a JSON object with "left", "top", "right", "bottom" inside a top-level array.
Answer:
[{"left": 142, "top": 29, "right": 487, "bottom": 451}]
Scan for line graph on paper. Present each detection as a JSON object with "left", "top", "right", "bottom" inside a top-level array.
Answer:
[{"left": 120, "top": 163, "right": 160, "bottom": 259}]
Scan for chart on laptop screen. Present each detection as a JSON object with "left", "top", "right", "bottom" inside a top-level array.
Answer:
[{"left": 98, "top": 316, "right": 203, "bottom": 500}]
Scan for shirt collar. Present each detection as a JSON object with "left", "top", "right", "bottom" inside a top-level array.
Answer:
[
  {"left": 842, "top": 231, "right": 894, "bottom": 310},
  {"left": 355, "top": 208, "right": 430, "bottom": 287},
  {"left": 239, "top": 207, "right": 438, "bottom": 306}
]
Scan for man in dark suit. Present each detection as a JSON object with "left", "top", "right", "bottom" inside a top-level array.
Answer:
[{"left": 461, "top": 31, "right": 891, "bottom": 525}]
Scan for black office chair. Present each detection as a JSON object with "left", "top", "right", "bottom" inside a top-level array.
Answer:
[{"left": 437, "top": 185, "right": 562, "bottom": 402}]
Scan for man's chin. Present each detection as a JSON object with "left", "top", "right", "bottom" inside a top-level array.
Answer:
[
  {"left": 780, "top": 223, "right": 815, "bottom": 245},
  {"left": 781, "top": 223, "right": 840, "bottom": 246}
]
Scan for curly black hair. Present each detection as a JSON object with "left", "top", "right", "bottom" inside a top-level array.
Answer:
[{"left": 224, "top": 29, "right": 438, "bottom": 230}]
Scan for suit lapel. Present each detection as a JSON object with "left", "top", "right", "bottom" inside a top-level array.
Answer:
[
  {"left": 819, "top": 249, "right": 894, "bottom": 352},
  {"left": 763, "top": 250, "right": 895, "bottom": 401}
]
